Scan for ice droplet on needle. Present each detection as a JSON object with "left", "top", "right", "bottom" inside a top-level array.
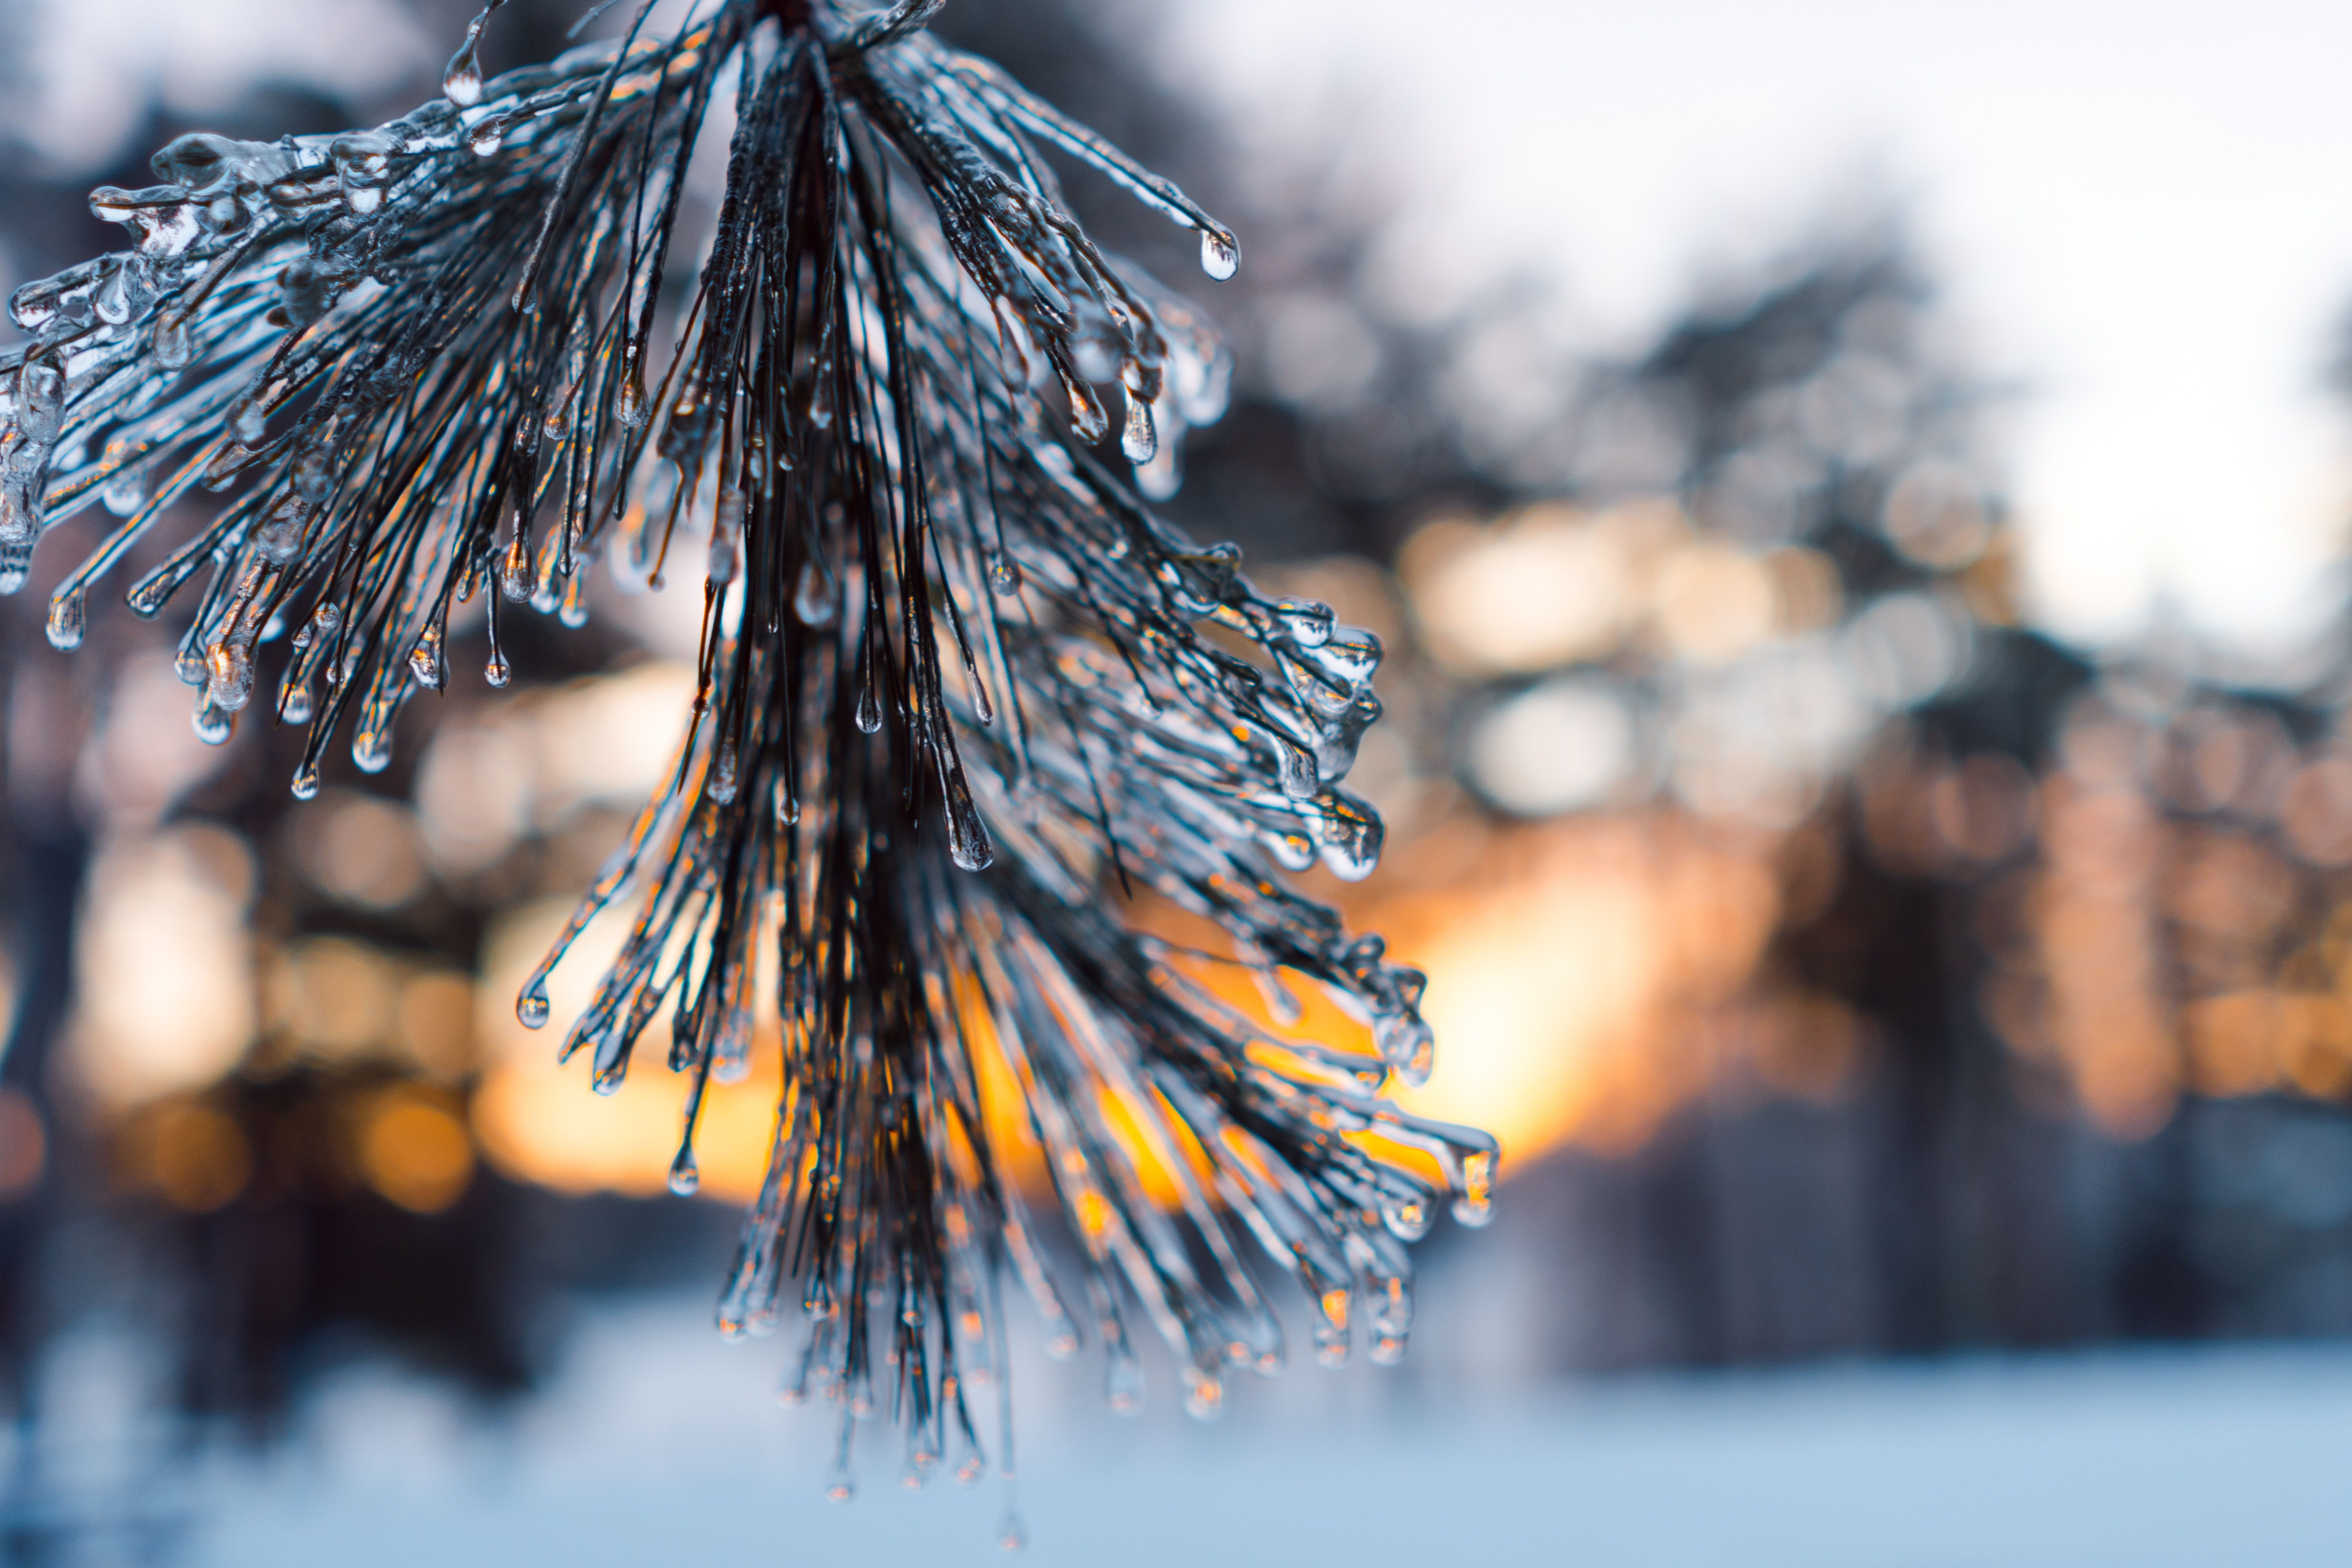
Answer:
[
  {"left": 443, "top": 1, "right": 508, "bottom": 107},
  {"left": 1198, "top": 227, "right": 1239, "bottom": 281}
]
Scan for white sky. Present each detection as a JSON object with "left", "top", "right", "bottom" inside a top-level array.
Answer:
[
  {"left": 15, "top": 0, "right": 2352, "bottom": 663},
  {"left": 1176, "top": 0, "right": 2352, "bottom": 664}
]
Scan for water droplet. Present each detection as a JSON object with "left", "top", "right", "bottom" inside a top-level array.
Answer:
[
  {"left": 466, "top": 114, "right": 509, "bottom": 156},
  {"left": 191, "top": 693, "right": 233, "bottom": 745},
  {"left": 497, "top": 534, "right": 531, "bottom": 602},
  {"left": 45, "top": 588, "right": 83, "bottom": 651},
  {"left": 710, "top": 740, "right": 739, "bottom": 804},
  {"left": 997, "top": 1511, "right": 1028, "bottom": 1553},
  {"left": 826, "top": 1415, "right": 857, "bottom": 1503},
  {"left": 200, "top": 193, "right": 248, "bottom": 237},
  {"left": 708, "top": 519, "right": 740, "bottom": 586},
  {"left": 93, "top": 258, "right": 156, "bottom": 325},
  {"left": 1275, "top": 598, "right": 1335, "bottom": 648},
  {"left": 668, "top": 1143, "right": 700, "bottom": 1196},
  {"left": 945, "top": 764, "right": 994, "bottom": 871},
  {"left": 1182, "top": 1368, "right": 1224, "bottom": 1421},
  {"left": 1315, "top": 1285, "right": 1351, "bottom": 1366},
  {"left": 279, "top": 680, "right": 313, "bottom": 724},
  {"left": 516, "top": 980, "right": 551, "bottom": 1030},
  {"left": 100, "top": 467, "right": 146, "bottom": 517},
  {"left": 615, "top": 369, "right": 648, "bottom": 428},
  {"left": 408, "top": 625, "right": 445, "bottom": 690},
  {"left": 152, "top": 314, "right": 192, "bottom": 370},
  {"left": 290, "top": 763, "right": 321, "bottom": 800},
  {"left": 206, "top": 641, "right": 254, "bottom": 711},
  {"left": 1452, "top": 1149, "right": 1496, "bottom": 1228},
  {"left": 485, "top": 648, "right": 511, "bottom": 688},
  {"left": 352, "top": 728, "right": 394, "bottom": 774},
  {"left": 1065, "top": 377, "right": 1109, "bottom": 445},
  {"left": 794, "top": 559, "right": 837, "bottom": 627},
  {"left": 987, "top": 554, "right": 1022, "bottom": 595},
  {"left": 17, "top": 355, "right": 65, "bottom": 444},
  {"left": 1265, "top": 831, "right": 1315, "bottom": 872},
  {"left": 0, "top": 490, "right": 33, "bottom": 552},
  {"left": 1275, "top": 738, "right": 1319, "bottom": 799},
  {"left": 1381, "top": 1197, "right": 1430, "bottom": 1241},
  {"left": 253, "top": 499, "right": 307, "bottom": 564},
  {"left": 1105, "top": 1346, "right": 1143, "bottom": 1415},
  {"left": 330, "top": 131, "right": 396, "bottom": 187},
  {"left": 444, "top": 21, "right": 488, "bottom": 106},
  {"left": 558, "top": 570, "right": 590, "bottom": 628},
  {"left": 1198, "top": 227, "right": 1240, "bottom": 281},
  {"left": 276, "top": 254, "right": 356, "bottom": 330},
  {"left": 855, "top": 677, "right": 884, "bottom": 735},
  {"left": 9, "top": 268, "right": 93, "bottom": 332},
  {"left": 228, "top": 394, "right": 269, "bottom": 446},
  {"left": 1119, "top": 389, "right": 1157, "bottom": 465}
]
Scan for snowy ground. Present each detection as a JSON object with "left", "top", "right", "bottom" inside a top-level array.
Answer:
[{"left": 116, "top": 1296, "right": 2352, "bottom": 1568}]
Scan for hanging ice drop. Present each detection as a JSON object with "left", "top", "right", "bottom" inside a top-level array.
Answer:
[
  {"left": 1198, "top": 227, "right": 1240, "bottom": 281},
  {"left": 442, "top": 0, "right": 507, "bottom": 107}
]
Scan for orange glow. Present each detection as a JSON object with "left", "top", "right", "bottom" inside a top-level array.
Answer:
[
  {"left": 470, "top": 899, "right": 779, "bottom": 1203},
  {"left": 1131, "top": 809, "right": 1813, "bottom": 1166},
  {"left": 1749, "top": 994, "right": 1868, "bottom": 1102},
  {"left": 960, "top": 991, "right": 1051, "bottom": 1196},
  {"left": 1365, "top": 815, "right": 1782, "bottom": 1158},
  {"left": 2029, "top": 774, "right": 2179, "bottom": 1138},
  {"left": 2282, "top": 995, "right": 2352, "bottom": 1098},
  {"left": 355, "top": 1086, "right": 477, "bottom": 1213},
  {"left": 130, "top": 1100, "right": 252, "bottom": 1212},
  {"left": 71, "top": 826, "right": 257, "bottom": 1107},
  {"left": 0, "top": 1089, "right": 45, "bottom": 1198},
  {"left": 1085, "top": 1084, "right": 1203, "bottom": 1211}
]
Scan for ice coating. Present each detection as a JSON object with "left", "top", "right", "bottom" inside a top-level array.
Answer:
[{"left": 0, "top": 0, "right": 1491, "bottom": 1505}]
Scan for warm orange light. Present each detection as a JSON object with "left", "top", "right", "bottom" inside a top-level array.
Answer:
[
  {"left": 0, "top": 1089, "right": 45, "bottom": 1199},
  {"left": 135, "top": 1100, "right": 252, "bottom": 1212},
  {"left": 470, "top": 898, "right": 778, "bottom": 1203},
  {"left": 1128, "top": 811, "right": 1809, "bottom": 1169},
  {"left": 356, "top": 1086, "right": 477, "bottom": 1213}
]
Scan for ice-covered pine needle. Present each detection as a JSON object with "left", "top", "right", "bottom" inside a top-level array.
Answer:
[{"left": 0, "top": 0, "right": 1495, "bottom": 1501}]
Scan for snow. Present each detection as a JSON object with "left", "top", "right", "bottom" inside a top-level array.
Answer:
[{"left": 181, "top": 1296, "right": 2352, "bottom": 1567}]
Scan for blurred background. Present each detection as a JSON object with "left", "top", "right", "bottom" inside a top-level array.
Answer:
[{"left": 7, "top": 0, "right": 2352, "bottom": 1562}]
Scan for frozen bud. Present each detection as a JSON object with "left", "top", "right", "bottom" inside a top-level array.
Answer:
[
  {"left": 151, "top": 132, "right": 292, "bottom": 195},
  {"left": 93, "top": 257, "right": 158, "bottom": 325},
  {"left": 8, "top": 261, "right": 102, "bottom": 332},
  {"left": 152, "top": 132, "right": 232, "bottom": 192},
  {"left": 253, "top": 495, "right": 308, "bottom": 563},
  {"left": 292, "top": 443, "right": 335, "bottom": 501},
  {"left": 329, "top": 131, "right": 397, "bottom": 187},
  {"left": 200, "top": 192, "right": 250, "bottom": 236},
  {"left": 276, "top": 255, "right": 356, "bottom": 328},
  {"left": 152, "top": 313, "right": 193, "bottom": 369},
  {"left": 15, "top": 355, "right": 65, "bottom": 445}
]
